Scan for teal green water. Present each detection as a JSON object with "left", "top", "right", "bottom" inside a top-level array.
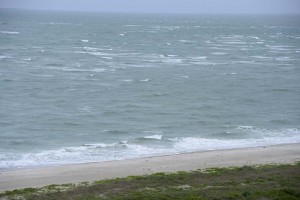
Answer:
[{"left": 0, "top": 9, "right": 299, "bottom": 168}]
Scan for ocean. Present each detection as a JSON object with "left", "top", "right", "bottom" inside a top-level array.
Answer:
[{"left": 0, "top": 9, "right": 299, "bottom": 169}]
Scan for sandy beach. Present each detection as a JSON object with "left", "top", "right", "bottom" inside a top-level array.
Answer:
[{"left": 0, "top": 143, "right": 299, "bottom": 192}]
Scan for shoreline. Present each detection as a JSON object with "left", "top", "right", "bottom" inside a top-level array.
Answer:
[{"left": 0, "top": 143, "right": 299, "bottom": 192}]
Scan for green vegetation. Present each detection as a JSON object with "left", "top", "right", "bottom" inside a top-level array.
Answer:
[{"left": 1, "top": 163, "right": 300, "bottom": 200}]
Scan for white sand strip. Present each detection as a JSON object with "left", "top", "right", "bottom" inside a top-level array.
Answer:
[{"left": 0, "top": 143, "right": 299, "bottom": 192}]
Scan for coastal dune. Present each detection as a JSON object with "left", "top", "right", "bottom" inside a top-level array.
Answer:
[{"left": 0, "top": 143, "right": 299, "bottom": 192}]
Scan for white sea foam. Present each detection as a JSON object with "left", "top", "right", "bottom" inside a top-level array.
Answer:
[
  {"left": 163, "top": 58, "right": 183, "bottom": 64},
  {"left": 181, "top": 75, "right": 189, "bottom": 79},
  {"left": 174, "top": 128, "right": 300, "bottom": 151},
  {"left": 211, "top": 52, "right": 229, "bottom": 55},
  {"left": 46, "top": 66, "right": 106, "bottom": 73},
  {"left": 0, "top": 55, "right": 10, "bottom": 59},
  {"left": 0, "top": 143, "right": 167, "bottom": 168},
  {"left": 234, "top": 60, "right": 257, "bottom": 65},
  {"left": 275, "top": 57, "right": 291, "bottom": 61},
  {"left": 139, "top": 78, "right": 150, "bottom": 82},
  {"left": 267, "top": 45, "right": 293, "bottom": 51},
  {"left": 82, "top": 47, "right": 99, "bottom": 51},
  {"left": 1, "top": 128, "right": 299, "bottom": 169},
  {"left": 250, "top": 56, "right": 270, "bottom": 59},
  {"left": 124, "top": 25, "right": 139, "bottom": 27},
  {"left": 102, "top": 56, "right": 113, "bottom": 60},
  {"left": 123, "top": 79, "right": 133, "bottom": 82},
  {"left": 21, "top": 58, "right": 32, "bottom": 61},
  {"left": 238, "top": 125, "right": 255, "bottom": 130},
  {"left": 81, "top": 46, "right": 113, "bottom": 51},
  {"left": 81, "top": 40, "right": 89, "bottom": 43},
  {"left": 173, "top": 135, "right": 300, "bottom": 152},
  {"left": 144, "top": 135, "right": 163, "bottom": 140},
  {"left": 41, "top": 22, "right": 74, "bottom": 25},
  {"left": 1, "top": 31, "right": 19, "bottom": 34},
  {"left": 91, "top": 68, "right": 107, "bottom": 73},
  {"left": 222, "top": 72, "right": 238, "bottom": 75},
  {"left": 82, "top": 143, "right": 117, "bottom": 148},
  {"left": 31, "top": 74, "right": 54, "bottom": 78},
  {"left": 249, "top": 36, "right": 260, "bottom": 40},
  {"left": 159, "top": 54, "right": 178, "bottom": 57},
  {"left": 75, "top": 51, "right": 113, "bottom": 56},
  {"left": 222, "top": 41, "right": 247, "bottom": 45},
  {"left": 191, "top": 56, "right": 207, "bottom": 60},
  {"left": 178, "top": 40, "right": 196, "bottom": 43},
  {"left": 209, "top": 47, "right": 231, "bottom": 50}
]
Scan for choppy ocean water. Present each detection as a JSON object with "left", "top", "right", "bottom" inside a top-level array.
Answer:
[{"left": 0, "top": 9, "right": 299, "bottom": 169}]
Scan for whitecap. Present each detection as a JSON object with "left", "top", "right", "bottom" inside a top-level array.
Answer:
[
  {"left": 102, "top": 56, "right": 113, "bottom": 60},
  {"left": 178, "top": 39, "right": 196, "bottom": 43},
  {"left": 249, "top": 36, "right": 260, "bottom": 40},
  {"left": 0, "top": 55, "right": 9, "bottom": 59},
  {"left": 21, "top": 58, "right": 32, "bottom": 61},
  {"left": 222, "top": 72, "right": 237, "bottom": 75},
  {"left": 190, "top": 56, "right": 207, "bottom": 60},
  {"left": 46, "top": 66, "right": 106, "bottom": 73},
  {"left": 81, "top": 40, "right": 89, "bottom": 43},
  {"left": 123, "top": 79, "right": 133, "bottom": 82},
  {"left": 275, "top": 57, "right": 291, "bottom": 61},
  {"left": 125, "top": 144, "right": 155, "bottom": 152},
  {"left": 160, "top": 54, "right": 177, "bottom": 57},
  {"left": 209, "top": 47, "right": 231, "bottom": 51},
  {"left": 234, "top": 60, "right": 257, "bottom": 64},
  {"left": 42, "top": 22, "right": 72, "bottom": 25},
  {"left": 82, "top": 143, "right": 116, "bottom": 148},
  {"left": 222, "top": 41, "right": 247, "bottom": 45},
  {"left": 0, "top": 31, "right": 19, "bottom": 34},
  {"left": 83, "top": 47, "right": 101, "bottom": 51},
  {"left": 211, "top": 52, "right": 229, "bottom": 55},
  {"left": 144, "top": 135, "right": 163, "bottom": 140},
  {"left": 268, "top": 45, "right": 293, "bottom": 51},
  {"left": 250, "top": 56, "right": 270, "bottom": 59},
  {"left": 238, "top": 125, "right": 255, "bottom": 130},
  {"left": 139, "top": 78, "right": 150, "bottom": 82},
  {"left": 75, "top": 51, "right": 112, "bottom": 56},
  {"left": 91, "top": 68, "right": 107, "bottom": 73},
  {"left": 124, "top": 25, "right": 139, "bottom": 27},
  {"left": 31, "top": 74, "right": 54, "bottom": 78},
  {"left": 163, "top": 58, "right": 183, "bottom": 64},
  {"left": 181, "top": 75, "right": 189, "bottom": 79}
]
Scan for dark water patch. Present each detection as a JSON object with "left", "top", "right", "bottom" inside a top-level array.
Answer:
[{"left": 271, "top": 88, "right": 289, "bottom": 92}]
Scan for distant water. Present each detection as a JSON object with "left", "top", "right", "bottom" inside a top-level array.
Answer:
[{"left": 0, "top": 9, "right": 300, "bottom": 169}]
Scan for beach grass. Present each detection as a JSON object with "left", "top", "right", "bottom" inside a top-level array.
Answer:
[{"left": 1, "top": 162, "right": 299, "bottom": 200}]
